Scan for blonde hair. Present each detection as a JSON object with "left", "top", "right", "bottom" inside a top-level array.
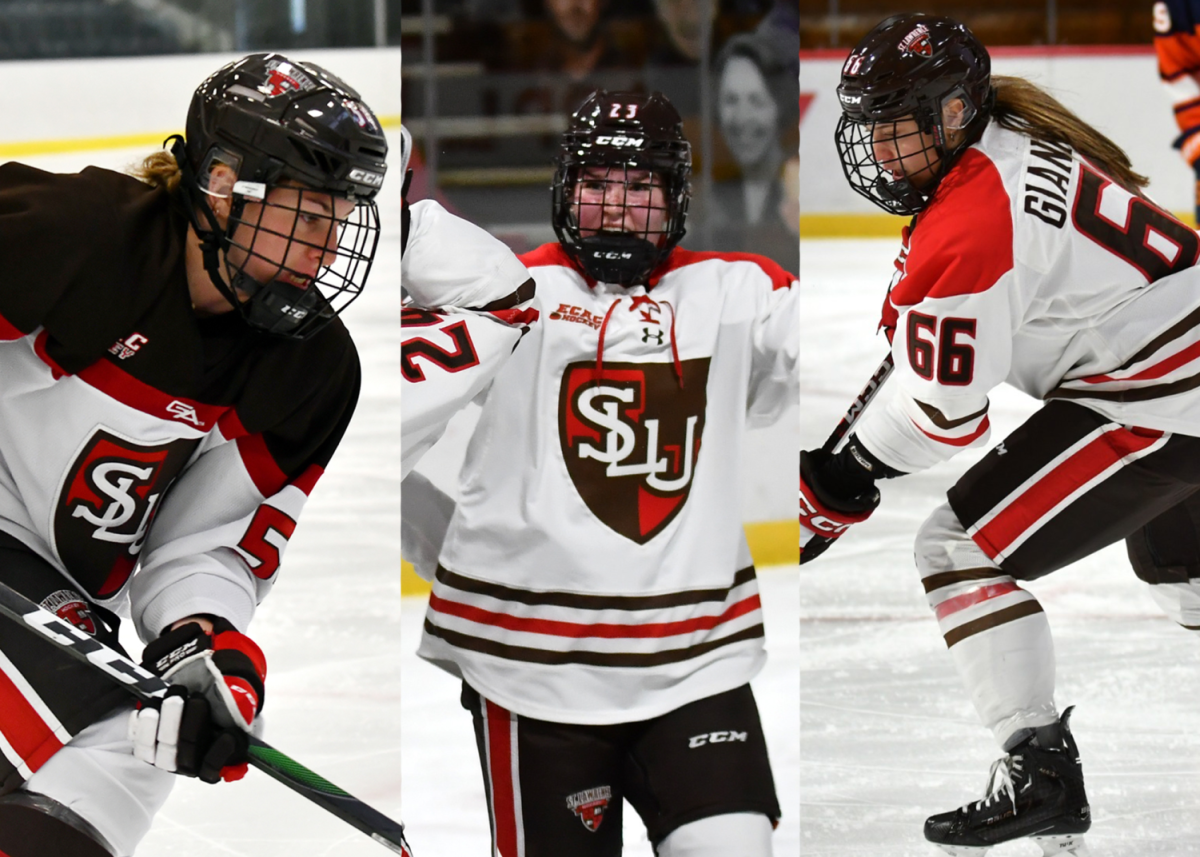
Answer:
[
  {"left": 129, "top": 149, "right": 183, "bottom": 193},
  {"left": 990, "top": 75, "right": 1148, "bottom": 191}
]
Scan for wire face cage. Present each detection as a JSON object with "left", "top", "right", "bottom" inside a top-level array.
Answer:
[
  {"left": 552, "top": 162, "right": 689, "bottom": 286},
  {"left": 834, "top": 114, "right": 945, "bottom": 217},
  {"left": 222, "top": 183, "right": 381, "bottom": 338}
]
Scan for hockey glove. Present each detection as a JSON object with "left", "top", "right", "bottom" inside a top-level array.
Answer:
[
  {"left": 800, "top": 445, "right": 883, "bottom": 565},
  {"left": 128, "top": 617, "right": 267, "bottom": 784}
]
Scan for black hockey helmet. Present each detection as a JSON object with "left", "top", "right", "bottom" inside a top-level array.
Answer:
[
  {"left": 834, "top": 14, "right": 993, "bottom": 216},
  {"left": 551, "top": 90, "right": 691, "bottom": 286},
  {"left": 173, "top": 53, "right": 388, "bottom": 339}
]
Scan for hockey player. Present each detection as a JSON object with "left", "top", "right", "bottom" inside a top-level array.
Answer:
[
  {"left": 0, "top": 54, "right": 388, "bottom": 855},
  {"left": 399, "top": 125, "right": 538, "bottom": 579},
  {"left": 801, "top": 12, "right": 1200, "bottom": 855},
  {"left": 1154, "top": 0, "right": 1200, "bottom": 224},
  {"left": 413, "top": 90, "right": 797, "bottom": 856}
]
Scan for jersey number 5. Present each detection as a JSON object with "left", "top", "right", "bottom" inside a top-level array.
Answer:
[
  {"left": 907, "top": 313, "right": 976, "bottom": 385},
  {"left": 238, "top": 505, "right": 297, "bottom": 581}
]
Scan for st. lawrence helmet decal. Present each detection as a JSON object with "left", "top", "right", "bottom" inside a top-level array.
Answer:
[
  {"left": 53, "top": 429, "right": 199, "bottom": 599},
  {"left": 559, "top": 359, "right": 709, "bottom": 543}
]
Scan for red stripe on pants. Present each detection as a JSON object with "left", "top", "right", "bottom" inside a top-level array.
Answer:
[
  {"left": 486, "top": 700, "right": 519, "bottom": 857},
  {"left": 0, "top": 665, "right": 62, "bottom": 773},
  {"left": 974, "top": 428, "right": 1162, "bottom": 559},
  {"left": 934, "top": 581, "right": 1020, "bottom": 621}
]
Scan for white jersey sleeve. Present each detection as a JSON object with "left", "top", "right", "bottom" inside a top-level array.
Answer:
[
  {"left": 401, "top": 199, "right": 532, "bottom": 309},
  {"left": 401, "top": 306, "right": 537, "bottom": 480},
  {"left": 747, "top": 271, "right": 798, "bottom": 427},
  {"left": 855, "top": 217, "right": 1019, "bottom": 473},
  {"left": 401, "top": 470, "right": 455, "bottom": 581}
]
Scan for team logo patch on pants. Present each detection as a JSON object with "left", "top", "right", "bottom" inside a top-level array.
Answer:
[
  {"left": 39, "top": 589, "right": 97, "bottom": 636},
  {"left": 566, "top": 785, "right": 613, "bottom": 832}
]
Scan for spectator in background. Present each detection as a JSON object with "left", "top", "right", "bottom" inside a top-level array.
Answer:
[
  {"left": 703, "top": 31, "right": 799, "bottom": 271},
  {"left": 756, "top": 0, "right": 800, "bottom": 78},
  {"left": 648, "top": 0, "right": 719, "bottom": 65},
  {"left": 499, "top": 0, "right": 642, "bottom": 79},
  {"left": 1153, "top": 0, "right": 1200, "bottom": 224}
]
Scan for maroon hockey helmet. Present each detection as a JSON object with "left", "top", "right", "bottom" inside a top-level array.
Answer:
[
  {"left": 173, "top": 53, "right": 388, "bottom": 339},
  {"left": 834, "top": 14, "right": 993, "bottom": 215},
  {"left": 552, "top": 90, "right": 691, "bottom": 286}
]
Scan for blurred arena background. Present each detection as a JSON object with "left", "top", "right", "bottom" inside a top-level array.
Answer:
[
  {"left": 400, "top": 0, "right": 801, "bottom": 272},
  {"left": 801, "top": 0, "right": 1150, "bottom": 49}
]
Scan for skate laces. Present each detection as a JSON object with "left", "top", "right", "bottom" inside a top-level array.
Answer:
[{"left": 975, "top": 754, "right": 1024, "bottom": 813}]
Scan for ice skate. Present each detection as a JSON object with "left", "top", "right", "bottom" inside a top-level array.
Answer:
[{"left": 924, "top": 707, "right": 1090, "bottom": 857}]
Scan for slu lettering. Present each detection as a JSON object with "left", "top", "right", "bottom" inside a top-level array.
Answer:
[
  {"left": 55, "top": 430, "right": 199, "bottom": 599},
  {"left": 69, "top": 460, "right": 161, "bottom": 547},
  {"left": 576, "top": 383, "right": 698, "bottom": 492}
]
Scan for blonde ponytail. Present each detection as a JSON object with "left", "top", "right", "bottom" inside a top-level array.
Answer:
[
  {"left": 990, "top": 75, "right": 1149, "bottom": 191},
  {"left": 129, "top": 149, "right": 183, "bottom": 193}
]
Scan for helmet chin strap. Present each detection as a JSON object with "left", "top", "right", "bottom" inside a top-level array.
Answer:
[
  {"left": 576, "top": 232, "right": 662, "bottom": 286},
  {"left": 169, "top": 135, "right": 246, "bottom": 316},
  {"left": 874, "top": 175, "right": 927, "bottom": 211}
]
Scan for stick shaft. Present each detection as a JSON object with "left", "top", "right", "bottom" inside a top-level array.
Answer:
[
  {"left": 820, "top": 353, "right": 894, "bottom": 454},
  {"left": 0, "top": 580, "right": 408, "bottom": 853}
]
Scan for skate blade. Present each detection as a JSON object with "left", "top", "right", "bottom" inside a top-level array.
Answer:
[{"left": 1032, "top": 833, "right": 1090, "bottom": 856}]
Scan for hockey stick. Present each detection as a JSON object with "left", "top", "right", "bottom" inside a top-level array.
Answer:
[
  {"left": 803, "top": 353, "right": 895, "bottom": 564},
  {"left": 820, "top": 352, "right": 894, "bottom": 454},
  {"left": 0, "top": 579, "right": 409, "bottom": 855}
]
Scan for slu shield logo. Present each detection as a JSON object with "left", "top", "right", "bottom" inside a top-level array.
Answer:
[
  {"left": 54, "top": 429, "right": 199, "bottom": 599},
  {"left": 566, "top": 785, "right": 612, "bottom": 832},
  {"left": 559, "top": 359, "right": 709, "bottom": 543}
]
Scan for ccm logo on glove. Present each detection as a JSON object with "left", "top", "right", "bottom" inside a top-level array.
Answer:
[{"left": 129, "top": 617, "right": 267, "bottom": 783}]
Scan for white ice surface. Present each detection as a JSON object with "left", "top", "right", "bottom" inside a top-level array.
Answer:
[
  {"left": 399, "top": 565, "right": 799, "bottom": 856},
  {"left": 21, "top": 142, "right": 403, "bottom": 856},
  {"left": 800, "top": 238, "right": 1200, "bottom": 856}
]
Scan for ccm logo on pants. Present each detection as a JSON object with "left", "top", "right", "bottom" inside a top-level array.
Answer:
[{"left": 688, "top": 731, "right": 748, "bottom": 749}]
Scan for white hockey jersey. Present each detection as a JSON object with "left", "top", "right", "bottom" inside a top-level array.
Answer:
[
  {"left": 857, "top": 122, "right": 1200, "bottom": 474},
  {"left": 417, "top": 243, "right": 798, "bottom": 724},
  {"left": 400, "top": 199, "right": 536, "bottom": 480}
]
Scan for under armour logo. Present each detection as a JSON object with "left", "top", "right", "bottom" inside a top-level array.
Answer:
[
  {"left": 642, "top": 328, "right": 664, "bottom": 345},
  {"left": 995, "top": 443, "right": 1008, "bottom": 456}
]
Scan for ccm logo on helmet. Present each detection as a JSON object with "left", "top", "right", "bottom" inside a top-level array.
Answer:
[
  {"left": 688, "top": 731, "right": 748, "bottom": 749},
  {"left": 839, "top": 93, "right": 862, "bottom": 105},
  {"left": 594, "top": 135, "right": 644, "bottom": 148},
  {"left": 348, "top": 168, "right": 384, "bottom": 187}
]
